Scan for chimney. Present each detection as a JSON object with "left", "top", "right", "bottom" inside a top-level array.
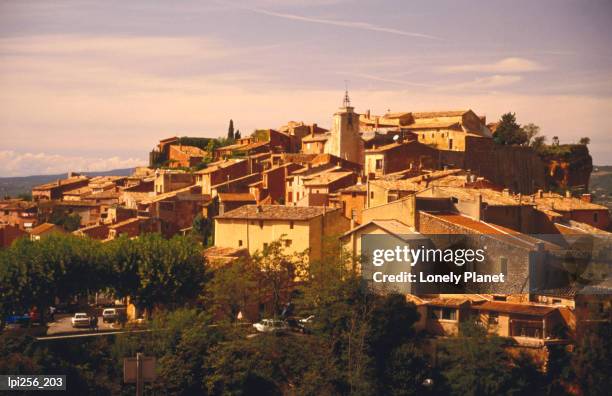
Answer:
[
  {"left": 476, "top": 193, "right": 483, "bottom": 221},
  {"left": 502, "top": 188, "right": 510, "bottom": 196},
  {"left": 356, "top": 176, "right": 363, "bottom": 185},
  {"left": 56, "top": 179, "right": 61, "bottom": 186},
  {"left": 581, "top": 193, "right": 592, "bottom": 203},
  {"left": 366, "top": 109, "right": 371, "bottom": 119},
  {"left": 565, "top": 190, "right": 572, "bottom": 198},
  {"left": 536, "top": 189, "right": 543, "bottom": 198},
  {"left": 310, "top": 124, "right": 315, "bottom": 137},
  {"left": 256, "top": 205, "right": 263, "bottom": 213}
]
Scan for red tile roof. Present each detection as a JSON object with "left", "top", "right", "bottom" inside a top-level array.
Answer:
[{"left": 216, "top": 205, "right": 338, "bottom": 221}]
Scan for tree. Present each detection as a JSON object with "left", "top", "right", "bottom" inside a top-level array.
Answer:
[
  {"left": 250, "top": 237, "right": 307, "bottom": 316},
  {"left": 383, "top": 343, "right": 431, "bottom": 396},
  {"left": 129, "top": 234, "right": 206, "bottom": 316},
  {"left": 227, "top": 119, "right": 234, "bottom": 141},
  {"left": 437, "top": 322, "right": 544, "bottom": 395},
  {"left": 205, "top": 258, "right": 257, "bottom": 323},
  {"left": 522, "top": 123, "right": 541, "bottom": 146},
  {"left": 493, "top": 113, "right": 528, "bottom": 146},
  {"left": 572, "top": 304, "right": 612, "bottom": 396},
  {"left": 579, "top": 137, "right": 591, "bottom": 145},
  {"left": 234, "top": 130, "right": 241, "bottom": 140},
  {"left": 49, "top": 210, "right": 82, "bottom": 232},
  {"left": 192, "top": 214, "right": 213, "bottom": 246},
  {"left": 530, "top": 135, "right": 547, "bottom": 152}
]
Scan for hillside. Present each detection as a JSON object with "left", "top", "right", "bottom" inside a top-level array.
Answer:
[
  {"left": 590, "top": 165, "right": 612, "bottom": 210},
  {"left": 0, "top": 168, "right": 134, "bottom": 198}
]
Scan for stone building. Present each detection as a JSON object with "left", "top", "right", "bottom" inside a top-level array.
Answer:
[
  {"left": 167, "top": 144, "right": 208, "bottom": 168},
  {"left": 214, "top": 205, "right": 350, "bottom": 261}
]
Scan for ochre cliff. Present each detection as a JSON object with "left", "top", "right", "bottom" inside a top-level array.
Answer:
[{"left": 539, "top": 145, "right": 593, "bottom": 192}]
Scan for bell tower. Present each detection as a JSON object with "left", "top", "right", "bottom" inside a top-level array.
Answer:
[{"left": 325, "top": 89, "right": 363, "bottom": 164}]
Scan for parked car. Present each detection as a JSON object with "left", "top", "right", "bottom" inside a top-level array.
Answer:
[
  {"left": 71, "top": 313, "right": 90, "bottom": 328},
  {"left": 299, "top": 315, "right": 315, "bottom": 324},
  {"left": 5, "top": 313, "right": 30, "bottom": 327},
  {"left": 28, "top": 308, "right": 40, "bottom": 324},
  {"left": 286, "top": 318, "right": 309, "bottom": 334},
  {"left": 252, "top": 319, "right": 288, "bottom": 333},
  {"left": 102, "top": 308, "right": 118, "bottom": 323}
]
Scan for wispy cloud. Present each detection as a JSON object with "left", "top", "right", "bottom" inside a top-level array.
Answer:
[
  {"left": 247, "top": 8, "right": 441, "bottom": 40},
  {"left": 440, "top": 57, "right": 545, "bottom": 73},
  {"left": 437, "top": 75, "right": 523, "bottom": 91},
  {"left": 340, "top": 72, "right": 437, "bottom": 88},
  {"left": 0, "top": 151, "right": 145, "bottom": 177}
]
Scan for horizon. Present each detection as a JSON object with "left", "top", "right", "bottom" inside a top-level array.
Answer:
[{"left": 1, "top": 0, "right": 612, "bottom": 176}]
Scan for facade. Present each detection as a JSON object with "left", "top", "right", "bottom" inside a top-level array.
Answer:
[
  {"left": 214, "top": 205, "right": 350, "bottom": 261},
  {"left": 32, "top": 176, "right": 90, "bottom": 201},
  {"left": 154, "top": 170, "right": 195, "bottom": 195},
  {"left": 364, "top": 141, "right": 437, "bottom": 177},
  {"left": 324, "top": 103, "right": 364, "bottom": 165},
  {"left": 168, "top": 144, "right": 208, "bottom": 168},
  {"left": 29, "top": 223, "right": 66, "bottom": 241},
  {"left": 338, "top": 184, "right": 367, "bottom": 224},
  {"left": 532, "top": 191, "right": 610, "bottom": 230},
  {"left": 0, "top": 199, "right": 38, "bottom": 230}
]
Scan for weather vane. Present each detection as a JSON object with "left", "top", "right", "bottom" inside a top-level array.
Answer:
[{"left": 343, "top": 80, "right": 351, "bottom": 107}]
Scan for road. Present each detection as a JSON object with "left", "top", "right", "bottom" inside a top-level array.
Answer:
[{"left": 46, "top": 314, "right": 118, "bottom": 335}]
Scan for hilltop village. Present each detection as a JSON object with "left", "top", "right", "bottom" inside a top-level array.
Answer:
[{"left": 1, "top": 95, "right": 610, "bottom": 362}]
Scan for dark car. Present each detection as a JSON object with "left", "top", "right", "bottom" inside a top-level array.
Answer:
[{"left": 286, "top": 318, "right": 309, "bottom": 334}]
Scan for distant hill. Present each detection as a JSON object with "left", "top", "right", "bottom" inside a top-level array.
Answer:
[
  {"left": 590, "top": 165, "right": 612, "bottom": 210},
  {"left": 0, "top": 168, "right": 135, "bottom": 198}
]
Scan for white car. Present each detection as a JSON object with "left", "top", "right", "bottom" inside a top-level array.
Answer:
[
  {"left": 252, "top": 319, "right": 288, "bottom": 333},
  {"left": 299, "top": 315, "right": 315, "bottom": 324},
  {"left": 71, "top": 312, "right": 90, "bottom": 328},
  {"left": 102, "top": 308, "right": 117, "bottom": 323}
]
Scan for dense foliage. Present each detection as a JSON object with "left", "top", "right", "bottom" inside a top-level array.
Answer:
[
  {"left": 1, "top": 235, "right": 609, "bottom": 395},
  {"left": 0, "top": 233, "right": 205, "bottom": 326}
]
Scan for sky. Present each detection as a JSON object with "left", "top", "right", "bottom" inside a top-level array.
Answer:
[{"left": 1, "top": 0, "right": 612, "bottom": 176}]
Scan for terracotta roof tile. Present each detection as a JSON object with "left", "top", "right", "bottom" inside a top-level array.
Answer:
[
  {"left": 473, "top": 301, "right": 557, "bottom": 316},
  {"left": 216, "top": 205, "right": 338, "bottom": 221},
  {"left": 218, "top": 193, "right": 256, "bottom": 202}
]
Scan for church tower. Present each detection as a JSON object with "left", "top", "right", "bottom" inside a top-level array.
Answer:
[{"left": 325, "top": 90, "right": 364, "bottom": 165}]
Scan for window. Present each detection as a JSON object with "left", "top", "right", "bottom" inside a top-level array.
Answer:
[
  {"left": 375, "top": 159, "right": 383, "bottom": 170},
  {"left": 594, "top": 212, "right": 599, "bottom": 223},
  {"left": 370, "top": 192, "right": 374, "bottom": 199},
  {"left": 430, "top": 307, "right": 457, "bottom": 320},
  {"left": 289, "top": 221, "right": 294, "bottom": 229},
  {"left": 351, "top": 209, "right": 357, "bottom": 220},
  {"left": 500, "top": 257, "right": 508, "bottom": 276},
  {"left": 351, "top": 192, "right": 356, "bottom": 198},
  {"left": 263, "top": 243, "right": 268, "bottom": 250},
  {"left": 285, "top": 239, "right": 292, "bottom": 247},
  {"left": 259, "top": 220, "right": 264, "bottom": 229},
  {"left": 441, "top": 308, "right": 457, "bottom": 320},
  {"left": 238, "top": 240, "right": 243, "bottom": 247},
  {"left": 552, "top": 299, "right": 562, "bottom": 305},
  {"left": 448, "top": 138, "right": 453, "bottom": 150},
  {"left": 451, "top": 196, "right": 459, "bottom": 204},
  {"left": 488, "top": 312, "right": 499, "bottom": 325}
]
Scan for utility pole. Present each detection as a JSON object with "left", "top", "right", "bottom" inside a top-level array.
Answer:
[{"left": 136, "top": 352, "right": 143, "bottom": 396}]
